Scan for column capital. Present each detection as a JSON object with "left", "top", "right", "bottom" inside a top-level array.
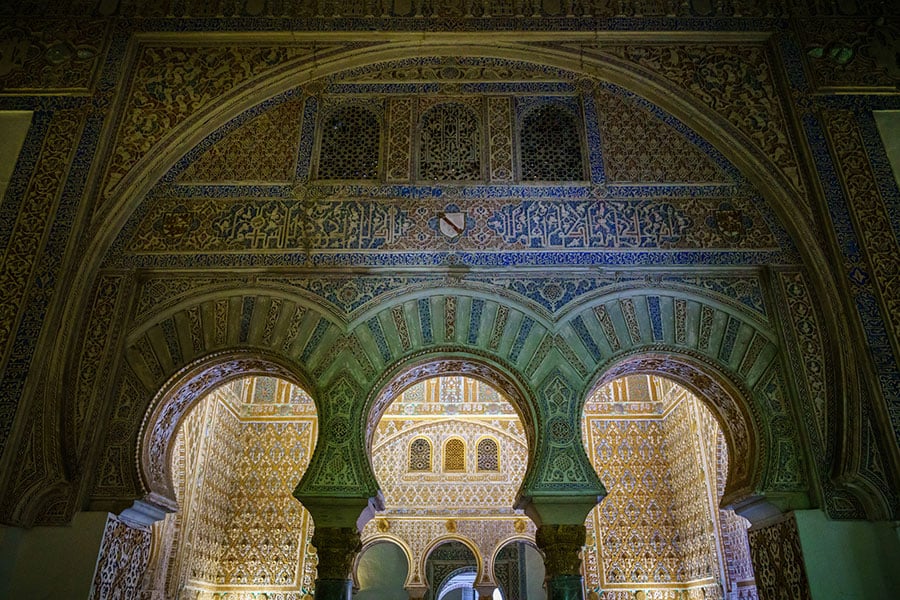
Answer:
[
  {"left": 535, "top": 523, "right": 586, "bottom": 579},
  {"left": 312, "top": 526, "right": 361, "bottom": 580}
]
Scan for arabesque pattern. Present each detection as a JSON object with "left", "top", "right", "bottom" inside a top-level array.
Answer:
[{"left": 582, "top": 376, "right": 757, "bottom": 599}]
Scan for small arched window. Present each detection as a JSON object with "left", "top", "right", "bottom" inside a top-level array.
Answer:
[
  {"left": 519, "top": 103, "right": 585, "bottom": 181},
  {"left": 443, "top": 438, "right": 466, "bottom": 472},
  {"left": 317, "top": 105, "right": 380, "bottom": 180},
  {"left": 477, "top": 438, "right": 500, "bottom": 472},
  {"left": 418, "top": 103, "right": 482, "bottom": 181},
  {"left": 409, "top": 437, "right": 432, "bottom": 472}
]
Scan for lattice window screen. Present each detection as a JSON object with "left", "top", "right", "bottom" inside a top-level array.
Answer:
[
  {"left": 317, "top": 105, "right": 380, "bottom": 180},
  {"left": 519, "top": 103, "right": 584, "bottom": 181},
  {"left": 409, "top": 437, "right": 432, "bottom": 471},
  {"left": 443, "top": 438, "right": 466, "bottom": 472},
  {"left": 418, "top": 103, "right": 482, "bottom": 181},
  {"left": 476, "top": 438, "right": 499, "bottom": 471}
]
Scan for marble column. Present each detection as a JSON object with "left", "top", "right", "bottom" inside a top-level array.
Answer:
[
  {"left": 535, "top": 524, "right": 586, "bottom": 600},
  {"left": 311, "top": 526, "right": 362, "bottom": 600}
]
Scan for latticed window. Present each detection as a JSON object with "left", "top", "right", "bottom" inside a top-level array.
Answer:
[
  {"left": 419, "top": 103, "right": 482, "bottom": 181},
  {"left": 409, "top": 437, "right": 432, "bottom": 471},
  {"left": 317, "top": 105, "right": 380, "bottom": 180},
  {"left": 519, "top": 103, "right": 585, "bottom": 181},
  {"left": 443, "top": 438, "right": 466, "bottom": 472},
  {"left": 477, "top": 438, "right": 499, "bottom": 472}
]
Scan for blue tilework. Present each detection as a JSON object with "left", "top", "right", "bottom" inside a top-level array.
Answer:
[
  {"left": 110, "top": 249, "right": 792, "bottom": 270},
  {"left": 0, "top": 100, "right": 99, "bottom": 456},
  {"left": 508, "top": 316, "right": 534, "bottom": 363},
  {"left": 300, "top": 318, "right": 331, "bottom": 364},
  {"left": 857, "top": 110, "right": 900, "bottom": 245},
  {"left": 240, "top": 295, "right": 255, "bottom": 342},
  {"left": 647, "top": 295, "right": 664, "bottom": 342},
  {"left": 571, "top": 315, "right": 603, "bottom": 363},
  {"left": 0, "top": 112, "right": 51, "bottom": 256},
  {"left": 366, "top": 316, "right": 392, "bottom": 363},
  {"left": 718, "top": 316, "right": 740, "bottom": 363},
  {"left": 468, "top": 298, "right": 484, "bottom": 345},
  {"left": 803, "top": 112, "right": 900, "bottom": 437},
  {"left": 418, "top": 298, "right": 433, "bottom": 345}
]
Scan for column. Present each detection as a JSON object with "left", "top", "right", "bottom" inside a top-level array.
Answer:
[
  {"left": 405, "top": 583, "right": 428, "bottom": 599},
  {"left": 311, "top": 526, "right": 362, "bottom": 600},
  {"left": 534, "top": 524, "right": 586, "bottom": 600}
]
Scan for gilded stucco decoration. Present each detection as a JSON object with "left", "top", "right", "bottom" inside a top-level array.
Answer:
[
  {"left": 364, "top": 375, "right": 534, "bottom": 589},
  {"left": 140, "top": 377, "right": 319, "bottom": 599},
  {"left": 582, "top": 375, "right": 758, "bottom": 600}
]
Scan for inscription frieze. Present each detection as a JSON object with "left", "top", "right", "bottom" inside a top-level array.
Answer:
[{"left": 127, "top": 193, "right": 777, "bottom": 254}]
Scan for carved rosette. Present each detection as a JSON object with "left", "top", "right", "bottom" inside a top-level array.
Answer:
[
  {"left": 535, "top": 524, "right": 586, "bottom": 579},
  {"left": 312, "top": 526, "right": 362, "bottom": 580}
]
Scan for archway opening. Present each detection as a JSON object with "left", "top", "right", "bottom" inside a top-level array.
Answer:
[
  {"left": 426, "top": 541, "right": 478, "bottom": 600},
  {"left": 581, "top": 374, "right": 757, "bottom": 600},
  {"left": 364, "top": 374, "right": 537, "bottom": 594},
  {"left": 140, "top": 376, "right": 319, "bottom": 599},
  {"left": 493, "top": 540, "right": 546, "bottom": 600},
  {"left": 354, "top": 540, "right": 410, "bottom": 599}
]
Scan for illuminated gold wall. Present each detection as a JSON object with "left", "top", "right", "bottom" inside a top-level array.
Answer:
[
  {"left": 582, "top": 376, "right": 757, "bottom": 600},
  {"left": 143, "top": 379, "right": 318, "bottom": 600}
]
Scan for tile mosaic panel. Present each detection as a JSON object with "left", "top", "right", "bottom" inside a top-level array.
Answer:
[
  {"left": 747, "top": 514, "right": 812, "bottom": 600},
  {"left": 150, "top": 380, "right": 319, "bottom": 598},
  {"left": 582, "top": 386, "right": 746, "bottom": 598},
  {"left": 89, "top": 514, "right": 152, "bottom": 600},
  {"left": 0, "top": 19, "right": 108, "bottom": 93}
]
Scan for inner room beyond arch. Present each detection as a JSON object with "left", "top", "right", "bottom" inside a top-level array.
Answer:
[{"left": 581, "top": 374, "right": 756, "bottom": 600}]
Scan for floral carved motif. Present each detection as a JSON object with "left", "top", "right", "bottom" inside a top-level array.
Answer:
[
  {"left": 600, "top": 43, "right": 805, "bottom": 195},
  {"left": 823, "top": 110, "right": 900, "bottom": 402},
  {"left": 0, "top": 107, "right": 85, "bottom": 455},
  {"left": 101, "top": 44, "right": 322, "bottom": 202}
]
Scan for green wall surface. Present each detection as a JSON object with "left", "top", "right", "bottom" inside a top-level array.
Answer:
[
  {"left": 354, "top": 541, "right": 410, "bottom": 600},
  {"left": 794, "top": 509, "right": 900, "bottom": 600},
  {"left": 0, "top": 511, "right": 108, "bottom": 600}
]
